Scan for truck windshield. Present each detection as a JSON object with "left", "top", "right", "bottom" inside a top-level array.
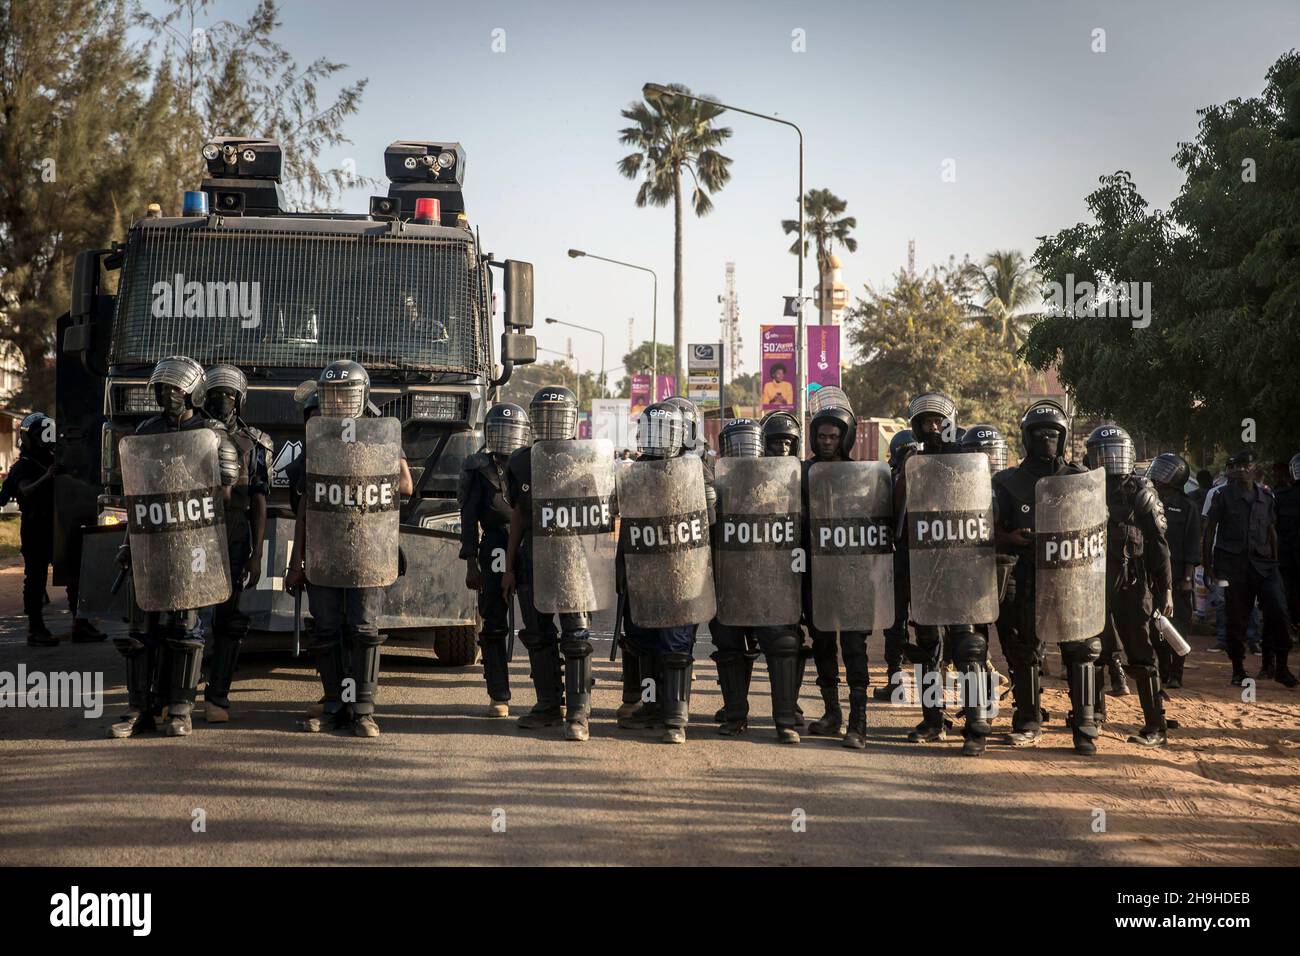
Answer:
[{"left": 109, "top": 222, "right": 490, "bottom": 374}]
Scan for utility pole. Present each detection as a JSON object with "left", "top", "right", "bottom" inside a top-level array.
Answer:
[{"left": 718, "top": 262, "right": 741, "bottom": 409}]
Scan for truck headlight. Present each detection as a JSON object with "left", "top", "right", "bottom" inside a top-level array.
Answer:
[{"left": 409, "top": 393, "right": 466, "bottom": 422}]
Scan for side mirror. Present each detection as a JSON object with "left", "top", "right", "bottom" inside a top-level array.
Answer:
[
  {"left": 71, "top": 250, "right": 100, "bottom": 321},
  {"left": 62, "top": 322, "right": 91, "bottom": 355},
  {"left": 500, "top": 332, "right": 536, "bottom": 365},
  {"left": 503, "top": 260, "right": 533, "bottom": 328}
]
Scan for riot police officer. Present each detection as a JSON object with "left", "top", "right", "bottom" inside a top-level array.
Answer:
[
  {"left": 459, "top": 403, "right": 531, "bottom": 718},
  {"left": 284, "top": 361, "right": 413, "bottom": 738},
  {"left": 709, "top": 418, "right": 802, "bottom": 745},
  {"left": 1084, "top": 425, "right": 1175, "bottom": 750},
  {"left": 803, "top": 393, "right": 872, "bottom": 748},
  {"left": 898, "top": 392, "right": 994, "bottom": 755},
  {"left": 992, "top": 401, "right": 1084, "bottom": 747},
  {"left": 1146, "top": 453, "right": 1201, "bottom": 690},
  {"left": 200, "top": 365, "right": 270, "bottom": 722},
  {"left": 760, "top": 411, "right": 802, "bottom": 459},
  {"left": 502, "top": 386, "right": 594, "bottom": 740},
  {"left": 617, "top": 402, "right": 711, "bottom": 744},
  {"left": 110, "top": 356, "right": 239, "bottom": 738},
  {"left": 0, "top": 413, "right": 102, "bottom": 645}
]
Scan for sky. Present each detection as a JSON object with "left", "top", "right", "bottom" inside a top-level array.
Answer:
[{"left": 158, "top": 0, "right": 1300, "bottom": 383}]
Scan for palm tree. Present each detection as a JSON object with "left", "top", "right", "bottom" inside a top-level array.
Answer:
[
  {"left": 963, "top": 250, "right": 1042, "bottom": 350},
  {"left": 782, "top": 188, "right": 857, "bottom": 324},
  {"left": 619, "top": 84, "right": 733, "bottom": 391}
]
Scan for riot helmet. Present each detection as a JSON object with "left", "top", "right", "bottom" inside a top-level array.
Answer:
[
  {"left": 664, "top": 396, "right": 705, "bottom": 455},
  {"left": 149, "top": 355, "right": 207, "bottom": 417},
  {"left": 18, "top": 412, "right": 53, "bottom": 455},
  {"left": 1019, "top": 402, "right": 1070, "bottom": 461},
  {"left": 908, "top": 392, "right": 958, "bottom": 448},
  {"left": 1146, "top": 452, "right": 1189, "bottom": 490},
  {"left": 718, "top": 419, "right": 763, "bottom": 459},
  {"left": 960, "top": 423, "right": 1009, "bottom": 471},
  {"left": 318, "top": 360, "right": 370, "bottom": 417},
  {"left": 809, "top": 387, "right": 856, "bottom": 460},
  {"left": 1084, "top": 424, "right": 1135, "bottom": 476},
  {"left": 529, "top": 386, "right": 578, "bottom": 442},
  {"left": 888, "top": 428, "right": 920, "bottom": 471},
  {"left": 485, "top": 402, "right": 531, "bottom": 456},
  {"left": 1290, "top": 452, "right": 1300, "bottom": 483},
  {"left": 760, "top": 411, "right": 801, "bottom": 458},
  {"left": 205, "top": 364, "right": 248, "bottom": 423},
  {"left": 636, "top": 402, "right": 686, "bottom": 458}
]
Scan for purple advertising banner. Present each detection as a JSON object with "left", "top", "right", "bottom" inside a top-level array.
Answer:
[
  {"left": 806, "top": 325, "right": 841, "bottom": 393},
  {"left": 760, "top": 324, "right": 797, "bottom": 413},
  {"left": 631, "top": 373, "right": 678, "bottom": 416}
]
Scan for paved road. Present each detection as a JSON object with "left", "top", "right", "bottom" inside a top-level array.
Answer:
[{"left": 2, "top": 577, "right": 1299, "bottom": 866}]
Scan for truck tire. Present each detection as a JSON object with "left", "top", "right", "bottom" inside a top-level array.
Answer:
[{"left": 433, "top": 626, "right": 479, "bottom": 667}]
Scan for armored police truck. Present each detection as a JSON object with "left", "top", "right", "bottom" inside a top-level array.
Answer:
[{"left": 56, "top": 137, "right": 537, "bottom": 665}]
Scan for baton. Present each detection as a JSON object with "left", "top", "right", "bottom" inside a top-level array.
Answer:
[
  {"left": 110, "top": 567, "right": 129, "bottom": 596},
  {"left": 507, "top": 600, "right": 516, "bottom": 661},
  {"left": 292, "top": 587, "right": 303, "bottom": 658},
  {"left": 610, "top": 593, "right": 625, "bottom": 662}
]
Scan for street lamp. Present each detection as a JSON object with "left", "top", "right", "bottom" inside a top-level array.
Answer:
[
  {"left": 567, "top": 248, "right": 660, "bottom": 399},
  {"left": 545, "top": 317, "right": 607, "bottom": 398},
  {"left": 538, "top": 345, "right": 582, "bottom": 409},
  {"left": 642, "top": 82, "right": 807, "bottom": 429}
]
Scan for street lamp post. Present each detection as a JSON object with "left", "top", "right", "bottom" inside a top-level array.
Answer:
[
  {"left": 567, "top": 249, "right": 659, "bottom": 399},
  {"left": 641, "top": 82, "right": 806, "bottom": 429},
  {"left": 545, "top": 317, "right": 607, "bottom": 399}
]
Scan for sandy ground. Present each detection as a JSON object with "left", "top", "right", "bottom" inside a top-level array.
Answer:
[{"left": 1, "top": 556, "right": 1298, "bottom": 866}]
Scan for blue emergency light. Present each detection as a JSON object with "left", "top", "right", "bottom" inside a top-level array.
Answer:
[{"left": 182, "top": 191, "right": 209, "bottom": 217}]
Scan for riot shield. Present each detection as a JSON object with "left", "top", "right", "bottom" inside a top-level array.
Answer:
[
  {"left": 304, "top": 416, "right": 401, "bottom": 588},
  {"left": 808, "top": 461, "right": 895, "bottom": 632},
  {"left": 904, "top": 452, "right": 997, "bottom": 625},
  {"left": 617, "top": 455, "right": 716, "bottom": 628},
  {"left": 531, "top": 439, "right": 618, "bottom": 614},
  {"left": 119, "top": 429, "right": 232, "bottom": 612},
  {"left": 1034, "top": 468, "right": 1107, "bottom": 643},
  {"left": 713, "top": 456, "right": 802, "bottom": 627}
]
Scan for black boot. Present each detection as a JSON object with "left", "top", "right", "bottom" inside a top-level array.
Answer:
[
  {"left": 1007, "top": 662, "right": 1042, "bottom": 746},
  {"left": 793, "top": 649, "right": 809, "bottom": 727},
  {"left": 562, "top": 638, "right": 594, "bottom": 741},
  {"left": 1258, "top": 647, "right": 1275, "bottom": 680},
  {"left": 908, "top": 664, "right": 945, "bottom": 742},
  {"left": 660, "top": 652, "right": 693, "bottom": 744},
  {"left": 305, "top": 638, "right": 349, "bottom": 732},
  {"left": 712, "top": 650, "right": 753, "bottom": 736},
  {"left": 874, "top": 663, "right": 902, "bottom": 701},
  {"left": 808, "top": 686, "right": 842, "bottom": 736},
  {"left": 204, "top": 634, "right": 242, "bottom": 721},
  {"left": 162, "top": 637, "right": 203, "bottom": 737},
  {"left": 1068, "top": 659, "right": 1100, "bottom": 755},
  {"left": 767, "top": 649, "right": 801, "bottom": 744},
  {"left": 1273, "top": 649, "right": 1298, "bottom": 688},
  {"left": 478, "top": 633, "right": 511, "bottom": 717},
  {"left": 350, "top": 631, "right": 386, "bottom": 737},
  {"left": 1230, "top": 657, "right": 1248, "bottom": 685},
  {"left": 619, "top": 651, "right": 664, "bottom": 729},
  {"left": 517, "top": 637, "right": 564, "bottom": 729},
  {"left": 617, "top": 639, "right": 642, "bottom": 719},
  {"left": 1127, "top": 666, "right": 1168, "bottom": 747},
  {"left": 26, "top": 615, "right": 57, "bottom": 647},
  {"left": 961, "top": 664, "right": 992, "bottom": 756},
  {"left": 108, "top": 636, "right": 156, "bottom": 739},
  {"left": 1106, "top": 658, "right": 1131, "bottom": 696},
  {"left": 842, "top": 687, "right": 868, "bottom": 749}
]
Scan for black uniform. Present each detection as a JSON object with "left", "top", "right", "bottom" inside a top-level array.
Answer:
[
  {"left": 1152, "top": 483, "right": 1200, "bottom": 686},
  {"left": 458, "top": 450, "right": 514, "bottom": 704},
  {"left": 504, "top": 445, "right": 590, "bottom": 721},
  {"left": 0, "top": 450, "right": 72, "bottom": 634},
  {"left": 992, "top": 456, "right": 1087, "bottom": 737},
  {"left": 120, "top": 410, "right": 234, "bottom": 725},
  {"left": 1095, "top": 474, "right": 1173, "bottom": 738},
  {"left": 202, "top": 417, "right": 270, "bottom": 709}
]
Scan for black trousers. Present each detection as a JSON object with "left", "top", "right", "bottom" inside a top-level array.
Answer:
[
  {"left": 1225, "top": 565, "right": 1292, "bottom": 663},
  {"left": 809, "top": 626, "right": 870, "bottom": 690},
  {"left": 476, "top": 529, "right": 510, "bottom": 638},
  {"left": 1102, "top": 583, "right": 1155, "bottom": 671},
  {"left": 23, "top": 545, "right": 76, "bottom": 622}
]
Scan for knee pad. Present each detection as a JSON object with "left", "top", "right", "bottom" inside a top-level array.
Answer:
[
  {"left": 1060, "top": 636, "right": 1101, "bottom": 665},
  {"left": 765, "top": 630, "right": 801, "bottom": 657}
]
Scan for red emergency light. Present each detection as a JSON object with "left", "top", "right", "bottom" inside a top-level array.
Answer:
[{"left": 414, "top": 197, "right": 441, "bottom": 224}]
